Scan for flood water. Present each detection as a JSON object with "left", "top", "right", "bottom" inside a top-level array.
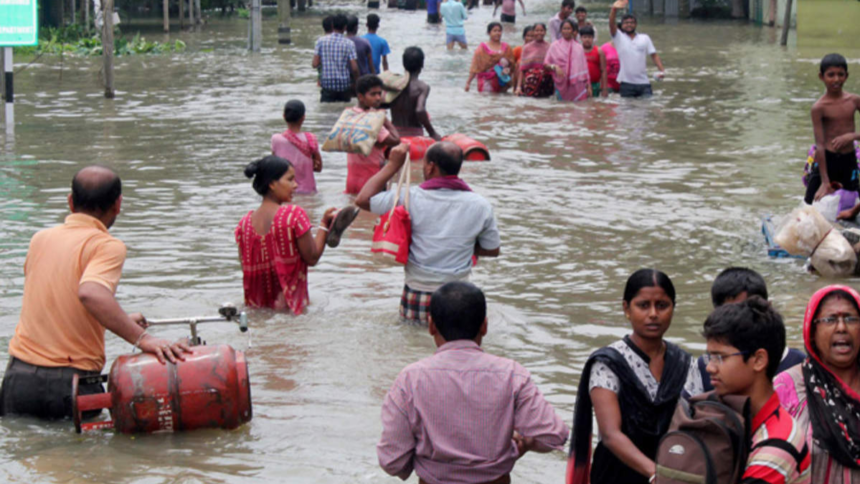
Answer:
[{"left": 1, "top": 3, "right": 859, "bottom": 482}]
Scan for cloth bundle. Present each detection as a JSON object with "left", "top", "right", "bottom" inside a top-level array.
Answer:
[
  {"left": 775, "top": 206, "right": 857, "bottom": 277},
  {"left": 322, "top": 108, "right": 387, "bottom": 156}
]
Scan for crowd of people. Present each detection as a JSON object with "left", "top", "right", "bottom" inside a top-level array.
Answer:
[{"left": 2, "top": 1, "right": 860, "bottom": 484}]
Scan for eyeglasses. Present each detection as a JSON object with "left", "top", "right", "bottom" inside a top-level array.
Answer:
[
  {"left": 701, "top": 351, "right": 749, "bottom": 366},
  {"left": 813, "top": 314, "right": 860, "bottom": 326}
]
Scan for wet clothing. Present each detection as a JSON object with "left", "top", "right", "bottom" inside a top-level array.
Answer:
[
  {"left": 518, "top": 40, "right": 553, "bottom": 98},
  {"left": 369, "top": 180, "right": 500, "bottom": 292},
  {"left": 601, "top": 42, "right": 621, "bottom": 91},
  {"left": 235, "top": 205, "right": 312, "bottom": 314},
  {"left": 9, "top": 213, "right": 126, "bottom": 373},
  {"left": 619, "top": 81, "right": 652, "bottom": 98},
  {"left": 320, "top": 89, "right": 351, "bottom": 103},
  {"left": 545, "top": 37, "right": 590, "bottom": 102},
  {"left": 447, "top": 33, "right": 468, "bottom": 45},
  {"left": 348, "top": 35, "right": 374, "bottom": 76},
  {"left": 377, "top": 339, "right": 569, "bottom": 483},
  {"left": 0, "top": 357, "right": 104, "bottom": 420},
  {"left": 698, "top": 347, "right": 806, "bottom": 392},
  {"left": 774, "top": 285, "right": 860, "bottom": 483},
  {"left": 362, "top": 33, "right": 391, "bottom": 74},
  {"left": 568, "top": 336, "right": 698, "bottom": 484},
  {"left": 470, "top": 42, "right": 515, "bottom": 93},
  {"left": 611, "top": 30, "right": 656, "bottom": 85},
  {"left": 743, "top": 392, "right": 811, "bottom": 484},
  {"left": 400, "top": 284, "right": 433, "bottom": 323},
  {"left": 585, "top": 46, "right": 602, "bottom": 84},
  {"left": 500, "top": 13, "right": 515, "bottom": 23},
  {"left": 441, "top": 0, "right": 468, "bottom": 36},
  {"left": 428, "top": 14, "right": 441, "bottom": 23},
  {"left": 314, "top": 33, "right": 357, "bottom": 94},
  {"left": 345, "top": 107, "right": 391, "bottom": 194},
  {"left": 803, "top": 150, "right": 860, "bottom": 205},
  {"left": 271, "top": 131, "right": 319, "bottom": 194}
]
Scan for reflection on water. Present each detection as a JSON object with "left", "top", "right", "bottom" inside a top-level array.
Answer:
[{"left": 1, "top": 3, "right": 859, "bottom": 482}]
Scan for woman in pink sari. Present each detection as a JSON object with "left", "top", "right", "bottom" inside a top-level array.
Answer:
[
  {"left": 545, "top": 19, "right": 591, "bottom": 102},
  {"left": 465, "top": 22, "right": 516, "bottom": 93},
  {"left": 515, "top": 23, "right": 554, "bottom": 98},
  {"left": 235, "top": 156, "right": 336, "bottom": 315}
]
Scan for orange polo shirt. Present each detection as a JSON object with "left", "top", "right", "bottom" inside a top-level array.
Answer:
[{"left": 8, "top": 213, "right": 127, "bottom": 372}]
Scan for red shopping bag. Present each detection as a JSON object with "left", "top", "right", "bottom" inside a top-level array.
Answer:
[{"left": 371, "top": 165, "right": 412, "bottom": 265}]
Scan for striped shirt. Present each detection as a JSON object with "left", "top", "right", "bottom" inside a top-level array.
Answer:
[
  {"left": 742, "top": 393, "right": 811, "bottom": 484},
  {"left": 376, "top": 340, "right": 569, "bottom": 484},
  {"left": 314, "top": 33, "right": 357, "bottom": 92}
]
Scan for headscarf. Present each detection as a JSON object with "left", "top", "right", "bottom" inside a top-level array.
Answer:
[
  {"left": 544, "top": 37, "right": 590, "bottom": 101},
  {"left": 282, "top": 130, "right": 318, "bottom": 160},
  {"left": 519, "top": 39, "right": 550, "bottom": 71},
  {"left": 802, "top": 284, "right": 860, "bottom": 469}
]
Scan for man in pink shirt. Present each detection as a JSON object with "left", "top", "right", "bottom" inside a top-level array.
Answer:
[
  {"left": 377, "top": 282, "right": 569, "bottom": 484},
  {"left": 345, "top": 75, "right": 401, "bottom": 194}
]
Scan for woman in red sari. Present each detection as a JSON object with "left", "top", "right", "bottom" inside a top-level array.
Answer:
[
  {"left": 235, "top": 156, "right": 336, "bottom": 314},
  {"left": 514, "top": 23, "right": 555, "bottom": 98}
]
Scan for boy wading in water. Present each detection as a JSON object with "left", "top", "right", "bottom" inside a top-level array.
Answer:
[{"left": 808, "top": 53, "right": 860, "bottom": 206}]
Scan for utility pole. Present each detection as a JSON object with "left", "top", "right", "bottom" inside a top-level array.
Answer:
[
  {"left": 102, "top": 0, "right": 115, "bottom": 98},
  {"left": 277, "top": 0, "right": 291, "bottom": 45},
  {"left": 248, "top": 0, "right": 261, "bottom": 52},
  {"left": 163, "top": 0, "right": 169, "bottom": 31},
  {"left": 780, "top": 0, "right": 793, "bottom": 46}
]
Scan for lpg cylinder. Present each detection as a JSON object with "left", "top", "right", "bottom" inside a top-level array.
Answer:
[
  {"left": 443, "top": 134, "right": 491, "bottom": 161},
  {"left": 73, "top": 344, "right": 252, "bottom": 433}
]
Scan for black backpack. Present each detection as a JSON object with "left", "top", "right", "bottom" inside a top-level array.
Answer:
[{"left": 655, "top": 392, "right": 751, "bottom": 484}]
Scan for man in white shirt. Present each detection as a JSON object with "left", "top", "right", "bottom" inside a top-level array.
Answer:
[
  {"left": 355, "top": 142, "right": 501, "bottom": 324},
  {"left": 608, "top": 0, "right": 665, "bottom": 98}
]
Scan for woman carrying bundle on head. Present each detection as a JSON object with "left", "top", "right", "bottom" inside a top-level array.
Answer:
[
  {"left": 775, "top": 285, "right": 860, "bottom": 483},
  {"left": 567, "top": 269, "right": 703, "bottom": 484},
  {"left": 514, "top": 23, "right": 555, "bottom": 98},
  {"left": 235, "top": 156, "right": 337, "bottom": 314}
]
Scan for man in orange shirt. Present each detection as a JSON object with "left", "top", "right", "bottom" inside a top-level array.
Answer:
[{"left": 0, "top": 166, "right": 191, "bottom": 420}]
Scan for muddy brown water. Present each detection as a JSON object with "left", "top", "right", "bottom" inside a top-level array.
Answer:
[{"left": 1, "top": 4, "right": 859, "bottom": 482}]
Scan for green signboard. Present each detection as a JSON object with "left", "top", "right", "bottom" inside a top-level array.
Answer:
[{"left": 0, "top": 0, "right": 39, "bottom": 46}]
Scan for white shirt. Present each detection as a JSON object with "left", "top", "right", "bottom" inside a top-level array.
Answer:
[
  {"left": 370, "top": 187, "right": 501, "bottom": 291},
  {"left": 611, "top": 30, "right": 656, "bottom": 85}
]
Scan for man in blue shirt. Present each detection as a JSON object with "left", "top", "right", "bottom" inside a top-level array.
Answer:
[
  {"left": 312, "top": 14, "right": 359, "bottom": 102},
  {"left": 363, "top": 14, "right": 391, "bottom": 73},
  {"left": 427, "top": 0, "right": 442, "bottom": 24},
  {"left": 440, "top": 0, "right": 468, "bottom": 49}
]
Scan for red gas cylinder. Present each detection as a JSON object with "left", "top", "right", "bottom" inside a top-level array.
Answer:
[
  {"left": 402, "top": 135, "right": 491, "bottom": 162},
  {"left": 72, "top": 344, "right": 252, "bottom": 434},
  {"left": 443, "top": 134, "right": 491, "bottom": 161}
]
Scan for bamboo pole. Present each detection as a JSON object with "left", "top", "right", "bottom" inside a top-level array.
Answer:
[
  {"left": 102, "top": 0, "right": 115, "bottom": 98},
  {"left": 195, "top": 0, "right": 201, "bottom": 24},
  {"left": 179, "top": 0, "right": 184, "bottom": 28},
  {"left": 780, "top": 0, "right": 792, "bottom": 45},
  {"left": 188, "top": 0, "right": 194, "bottom": 28},
  {"left": 277, "top": 0, "right": 291, "bottom": 44},
  {"left": 71, "top": 0, "right": 76, "bottom": 24},
  {"left": 85, "top": 0, "right": 90, "bottom": 30}
]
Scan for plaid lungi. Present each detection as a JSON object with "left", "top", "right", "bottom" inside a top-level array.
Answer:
[{"left": 400, "top": 284, "right": 433, "bottom": 323}]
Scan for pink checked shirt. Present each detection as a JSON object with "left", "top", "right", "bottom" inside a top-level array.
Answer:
[{"left": 377, "top": 340, "right": 569, "bottom": 484}]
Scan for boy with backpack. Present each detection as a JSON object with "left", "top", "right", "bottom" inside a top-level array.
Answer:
[
  {"left": 701, "top": 297, "right": 811, "bottom": 484},
  {"left": 696, "top": 267, "right": 806, "bottom": 392}
]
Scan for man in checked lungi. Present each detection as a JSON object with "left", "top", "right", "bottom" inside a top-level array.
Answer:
[{"left": 355, "top": 141, "right": 501, "bottom": 323}]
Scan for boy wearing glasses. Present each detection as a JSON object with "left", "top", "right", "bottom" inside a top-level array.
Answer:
[{"left": 702, "top": 297, "right": 811, "bottom": 484}]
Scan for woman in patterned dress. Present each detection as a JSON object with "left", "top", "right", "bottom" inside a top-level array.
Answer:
[
  {"left": 235, "top": 156, "right": 336, "bottom": 314},
  {"left": 567, "top": 269, "right": 703, "bottom": 484}
]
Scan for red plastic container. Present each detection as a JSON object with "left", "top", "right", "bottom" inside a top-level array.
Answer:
[{"left": 72, "top": 344, "right": 252, "bottom": 434}]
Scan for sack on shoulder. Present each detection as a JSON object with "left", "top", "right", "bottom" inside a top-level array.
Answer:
[
  {"left": 371, "top": 165, "right": 411, "bottom": 265},
  {"left": 656, "top": 392, "right": 751, "bottom": 484},
  {"left": 321, "top": 108, "right": 387, "bottom": 156}
]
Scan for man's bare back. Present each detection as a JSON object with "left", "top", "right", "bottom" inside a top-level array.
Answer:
[{"left": 391, "top": 77, "right": 441, "bottom": 140}]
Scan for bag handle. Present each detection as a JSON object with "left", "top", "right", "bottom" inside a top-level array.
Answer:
[{"left": 384, "top": 164, "right": 410, "bottom": 231}]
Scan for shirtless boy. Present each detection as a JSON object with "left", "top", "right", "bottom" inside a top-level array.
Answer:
[
  {"left": 389, "top": 47, "right": 442, "bottom": 141},
  {"left": 808, "top": 54, "right": 860, "bottom": 208}
]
